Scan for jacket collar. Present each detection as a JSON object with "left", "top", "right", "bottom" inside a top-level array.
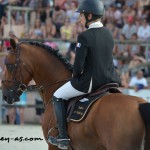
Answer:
[{"left": 88, "top": 21, "right": 103, "bottom": 29}]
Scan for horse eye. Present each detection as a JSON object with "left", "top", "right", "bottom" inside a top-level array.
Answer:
[{"left": 6, "top": 64, "right": 14, "bottom": 72}]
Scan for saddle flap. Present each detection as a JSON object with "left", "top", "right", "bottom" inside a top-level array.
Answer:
[
  {"left": 67, "top": 83, "right": 121, "bottom": 122},
  {"left": 67, "top": 92, "right": 108, "bottom": 122}
]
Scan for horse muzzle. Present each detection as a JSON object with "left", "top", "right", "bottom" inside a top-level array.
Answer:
[{"left": 2, "top": 88, "right": 20, "bottom": 104}]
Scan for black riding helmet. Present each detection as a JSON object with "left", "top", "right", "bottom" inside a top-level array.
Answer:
[{"left": 77, "top": 0, "right": 105, "bottom": 28}]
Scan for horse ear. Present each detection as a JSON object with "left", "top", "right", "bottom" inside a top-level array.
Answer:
[
  {"left": 9, "top": 34, "right": 19, "bottom": 50},
  {"left": 10, "top": 39, "right": 16, "bottom": 50}
]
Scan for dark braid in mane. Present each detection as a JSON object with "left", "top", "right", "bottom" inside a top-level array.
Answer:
[{"left": 29, "top": 41, "right": 73, "bottom": 72}]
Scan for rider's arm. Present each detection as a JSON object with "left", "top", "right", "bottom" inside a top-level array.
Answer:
[{"left": 73, "top": 34, "right": 88, "bottom": 78}]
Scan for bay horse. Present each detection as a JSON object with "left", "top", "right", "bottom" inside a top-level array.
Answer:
[{"left": 2, "top": 36, "right": 150, "bottom": 150}]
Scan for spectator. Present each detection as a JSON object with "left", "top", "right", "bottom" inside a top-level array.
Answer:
[
  {"left": 1, "top": 100, "right": 7, "bottom": 123},
  {"left": 27, "top": 0, "right": 39, "bottom": 26},
  {"left": 114, "top": 55, "right": 130, "bottom": 86},
  {"left": 45, "top": 4, "right": 53, "bottom": 19},
  {"left": 128, "top": 54, "right": 146, "bottom": 71},
  {"left": 72, "top": 20, "right": 85, "bottom": 41},
  {"left": 38, "top": 0, "right": 50, "bottom": 24},
  {"left": 122, "top": 5, "right": 136, "bottom": 20},
  {"left": 15, "top": 11, "right": 25, "bottom": 25},
  {"left": 17, "top": 0, "right": 29, "bottom": 6},
  {"left": 106, "top": 22, "right": 120, "bottom": 39},
  {"left": 121, "top": 71, "right": 130, "bottom": 88},
  {"left": 25, "top": 0, "right": 37, "bottom": 8},
  {"left": 128, "top": 54, "right": 146, "bottom": 76},
  {"left": 129, "top": 70, "right": 148, "bottom": 91},
  {"left": 45, "top": 18, "right": 56, "bottom": 39},
  {"left": 114, "top": 34, "right": 128, "bottom": 57},
  {"left": 137, "top": 18, "right": 150, "bottom": 41},
  {"left": 127, "top": 33, "right": 140, "bottom": 57},
  {"left": 122, "top": 16, "right": 137, "bottom": 39},
  {"left": 29, "top": 19, "right": 45, "bottom": 39},
  {"left": 134, "top": 18, "right": 141, "bottom": 31},
  {"left": 125, "top": 0, "right": 137, "bottom": 7},
  {"left": 10, "top": 12, "right": 17, "bottom": 25},
  {"left": 7, "top": 107, "right": 16, "bottom": 124},
  {"left": 66, "top": 1, "right": 79, "bottom": 24},
  {"left": 0, "top": 0, "right": 8, "bottom": 21},
  {"left": 137, "top": 0, "right": 150, "bottom": 8},
  {"left": 105, "top": 3, "right": 122, "bottom": 27},
  {"left": 114, "top": 0, "right": 125, "bottom": 9},
  {"left": 52, "top": 5, "right": 66, "bottom": 37},
  {"left": 60, "top": 18, "right": 73, "bottom": 41},
  {"left": 143, "top": 5, "right": 150, "bottom": 22},
  {"left": 15, "top": 92, "right": 27, "bottom": 125},
  {"left": 0, "top": 15, "right": 7, "bottom": 37}
]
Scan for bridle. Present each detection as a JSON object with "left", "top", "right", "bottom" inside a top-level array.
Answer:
[
  {"left": 2, "top": 41, "right": 71, "bottom": 103},
  {"left": 2, "top": 42, "right": 29, "bottom": 101}
]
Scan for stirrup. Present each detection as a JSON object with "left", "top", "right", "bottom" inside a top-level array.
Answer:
[
  {"left": 47, "top": 136, "right": 58, "bottom": 146},
  {"left": 47, "top": 127, "right": 58, "bottom": 146},
  {"left": 47, "top": 136, "right": 70, "bottom": 149},
  {"left": 57, "top": 138, "right": 70, "bottom": 150}
]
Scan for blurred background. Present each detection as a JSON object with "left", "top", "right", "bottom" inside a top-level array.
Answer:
[
  {"left": 0, "top": 0, "right": 150, "bottom": 149},
  {"left": 0, "top": 0, "right": 150, "bottom": 126}
]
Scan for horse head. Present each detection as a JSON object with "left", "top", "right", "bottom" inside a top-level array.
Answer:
[
  {"left": 2, "top": 35, "right": 32, "bottom": 104},
  {"left": 2, "top": 35, "right": 73, "bottom": 105}
]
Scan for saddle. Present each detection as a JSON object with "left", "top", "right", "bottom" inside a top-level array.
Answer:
[{"left": 67, "top": 83, "right": 121, "bottom": 122}]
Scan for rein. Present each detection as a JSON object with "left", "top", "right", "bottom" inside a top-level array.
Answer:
[{"left": 26, "top": 78, "right": 71, "bottom": 92}]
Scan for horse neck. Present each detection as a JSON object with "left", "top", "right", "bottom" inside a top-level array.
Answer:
[{"left": 22, "top": 44, "right": 72, "bottom": 105}]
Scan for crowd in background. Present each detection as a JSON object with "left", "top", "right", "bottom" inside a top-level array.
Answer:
[
  {"left": 0, "top": 0, "right": 150, "bottom": 124},
  {"left": 0, "top": 0, "right": 150, "bottom": 88}
]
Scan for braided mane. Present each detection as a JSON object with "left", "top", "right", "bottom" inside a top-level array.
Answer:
[{"left": 29, "top": 41, "right": 73, "bottom": 72}]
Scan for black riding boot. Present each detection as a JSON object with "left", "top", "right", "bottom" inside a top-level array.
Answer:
[{"left": 47, "top": 96, "right": 70, "bottom": 150}]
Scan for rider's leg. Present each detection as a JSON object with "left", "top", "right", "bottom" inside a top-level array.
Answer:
[
  {"left": 52, "top": 97, "right": 69, "bottom": 149},
  {"left": 47, "top": 81, "right": 86, "bottom": 149}
]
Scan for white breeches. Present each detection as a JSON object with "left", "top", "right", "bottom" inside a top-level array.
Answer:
[{"left": 53, "top": 81, "right": 86, "bottom": 100}]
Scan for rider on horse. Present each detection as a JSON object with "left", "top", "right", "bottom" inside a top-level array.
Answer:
[{"left": 47, "top": 0, "right": 121, "bottom": 149}]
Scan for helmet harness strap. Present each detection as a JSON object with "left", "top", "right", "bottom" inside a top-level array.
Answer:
[{"left": 84, "top": 13, "right": 91, "bottom": 28}]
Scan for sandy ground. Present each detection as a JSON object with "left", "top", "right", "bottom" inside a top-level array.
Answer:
[{"left": 0, "top": 124, "right": 48, "bottom": 150}]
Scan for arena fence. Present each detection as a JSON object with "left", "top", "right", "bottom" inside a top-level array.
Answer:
[
  {"left": 0, "top": 38, "right": 150, "bottom": 60},
  {"left": 0, "top": 89, "right": 150, "bottom": 124}
]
